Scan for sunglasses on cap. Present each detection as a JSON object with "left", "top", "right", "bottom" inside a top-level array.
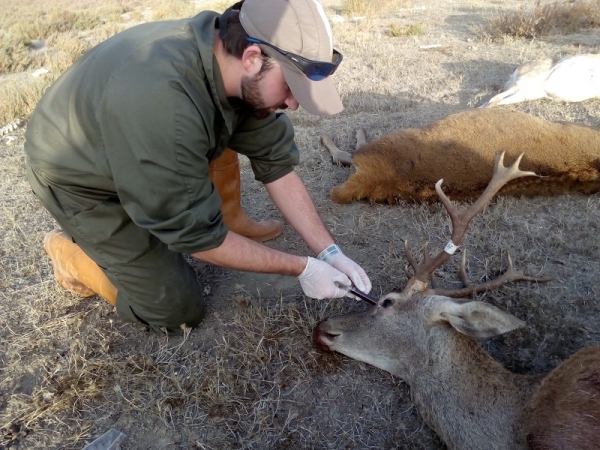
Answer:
[{"left": 246, "top": 36, "right": 343, "bottom": 81}]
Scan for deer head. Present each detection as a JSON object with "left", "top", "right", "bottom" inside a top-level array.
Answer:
[
  {"left": 314, "top": 292, "right": 528, "bottom": 377},
  {"left": 314, "top": 152, "right": 551, "bottom": 380}
]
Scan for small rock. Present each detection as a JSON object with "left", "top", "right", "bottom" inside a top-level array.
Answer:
[{"left": 29, "top": 40, "right": 45, "bottom": 50}]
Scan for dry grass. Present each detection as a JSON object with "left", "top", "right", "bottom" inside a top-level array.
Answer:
[
  {"left": 2, "top": 0, "right": 593, "bottom": 124},
  {"left": 482, "top": 0, "right": 600, "bottom": 40},
  {"left": 150, "top": 0, "right": 201, "bottom": 21},
  {"left": 0, "top": 76, "right": 53, "bottom": 128},
  {"left": 389, "top": 23, "right": 425, "bottom": 37},
  {"left": 0, "top": 289, "right": 357, "bottom": 449},
  {"left": 0, "top": 0, "right": 220, "bottom": 125},
  {"left": 1, "top": 0, "right": 600, "bottom": 449},
  {"left": 341, "top": 0, "right": 403, "bottom": 18},
  {"left": 0, "top": 5, "right": 127, "bottom": 74}
]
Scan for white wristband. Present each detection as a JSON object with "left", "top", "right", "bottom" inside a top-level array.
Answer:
[
  {"left": 444, "top": 241, "right": 458, "bottom": 255},
  {"left": 317, "top": 244, "right": 342, "bottom": 261}
]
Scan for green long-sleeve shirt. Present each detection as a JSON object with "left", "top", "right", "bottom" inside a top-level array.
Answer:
[{"left": 25, "top": 11, "right": 299, "bottom": 254}]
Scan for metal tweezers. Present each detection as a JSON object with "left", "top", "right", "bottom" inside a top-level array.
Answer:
[{"left": 347, "top": 285, "right": 381, "bottom": 307}]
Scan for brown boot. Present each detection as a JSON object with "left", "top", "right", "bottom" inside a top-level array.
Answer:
[
  {"left": 43, "top": 230, "right": 118, "bottom": 306},
  {"left": 209, "top": 147, "right": 283, "bottom": 242}
]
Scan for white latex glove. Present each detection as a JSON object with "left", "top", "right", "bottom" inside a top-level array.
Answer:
[
  {"left": 317, "top": 245, "right": 372, "bottom": 294},
  {"left": 298, "top": 257, "right": 352, "bottom": 299}
]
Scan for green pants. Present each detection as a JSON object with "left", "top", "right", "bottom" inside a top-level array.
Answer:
[{"left": 27, "top": 163, "right": 206, "bottom": 334}]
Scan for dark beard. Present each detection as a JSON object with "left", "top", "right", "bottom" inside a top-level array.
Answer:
[{"left": 241, "top": 74, "right": 288, "bottom": 120}]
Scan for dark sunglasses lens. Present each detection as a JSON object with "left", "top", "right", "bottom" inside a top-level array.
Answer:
[
  {"left": 303, "top": 50, "right": 342, "bottom": 80},
  {"left": 304, "top": 63, "right": 337, "bottom": 81}
]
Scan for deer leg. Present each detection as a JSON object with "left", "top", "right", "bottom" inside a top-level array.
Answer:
[
  {"left": 479, "top": 86, "right": 520, "bottom": 108},
  {"left": 321, "top": 135, "right": 353, "bottom": 166},
  {"left": 355, "top": 129, "right": 367, "bottom": 149}
]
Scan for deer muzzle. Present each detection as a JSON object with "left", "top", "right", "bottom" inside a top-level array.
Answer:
[{"left": 313, "top": 319, "right": 337, "bottom": 353}]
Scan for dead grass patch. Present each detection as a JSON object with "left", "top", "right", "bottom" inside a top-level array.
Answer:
[
  {"left": 149, "top": 0, "right": 200, "bottom": 21},
  {"left": 0, "top": 293, "right": 353, "bottom": 449},
  {"left": 389, "top": 23, "right": 425, "bottom": 37},
  {"left": 0, "top": 76, "right": 55, "bottom": 125},
  {"left": 0, "top": 0, "right": 201, "bottom": 124},
  {"left": 9, "top": 11, "right": 106, "bottom": 41},
  {"left": 0, "top": 8, "right": 113, "bottom": 74},
  {"left": 482, "top": 0, "right": 600, "bottom": 40},
  {"left": 341, "top": 0, "right": 407, "bottom": 19}
]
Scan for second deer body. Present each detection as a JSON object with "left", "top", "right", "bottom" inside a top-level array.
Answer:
[
  {"left": 480, "top": 54, "right": 600, "bottom": 108},
  {"left": 323, "top": 109, "right": 600, "bottom": 204}
]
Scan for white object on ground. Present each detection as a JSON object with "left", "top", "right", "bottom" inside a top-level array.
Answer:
[
  {"left": 82, "top": 428, "right": 127, "bottom": 450},
  {"left": 480, "top": 54, "right": 600, "bottom": 107},
  {"left": 31, "top": 67, "right": 49, "bottom": 77}
]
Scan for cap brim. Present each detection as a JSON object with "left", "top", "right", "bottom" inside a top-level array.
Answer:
[{"left": 280, "top": 64, "right": 343, "bottom": 116}]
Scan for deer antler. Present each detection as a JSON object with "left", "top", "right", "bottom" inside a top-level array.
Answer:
[
  {"left": 430, "top": 251, "right": 552, "bottom": 297},
  {"left": 402, "top": 152, "right": 539, "bottom": 296}
]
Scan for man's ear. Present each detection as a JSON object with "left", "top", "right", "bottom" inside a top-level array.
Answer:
[{"left": 241, "top": 45, "right": 263, "bottom": 77}]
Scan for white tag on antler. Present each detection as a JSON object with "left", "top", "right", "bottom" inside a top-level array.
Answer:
[{"left": 444, "top": 241, "right": 458, "bottom": 255}]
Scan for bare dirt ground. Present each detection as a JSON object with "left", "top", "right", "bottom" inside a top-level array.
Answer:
[{"left": 1, "top": 1, "right": 600, "bottom": 449}]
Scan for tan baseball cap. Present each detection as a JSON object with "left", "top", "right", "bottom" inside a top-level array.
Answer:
[{"left": 238, "top": 0, "right": 343, "bottom": 116}]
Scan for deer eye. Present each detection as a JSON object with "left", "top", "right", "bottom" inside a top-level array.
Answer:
[{"left": 381, "top": 298, "right": 393, "bottom": 308}]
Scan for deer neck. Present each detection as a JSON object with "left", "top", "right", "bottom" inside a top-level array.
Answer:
[{"left": 406, "top": 329, "right": 539, "bottom": 450}]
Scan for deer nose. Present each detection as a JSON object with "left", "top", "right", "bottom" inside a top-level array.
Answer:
[{"left": 313, "top": 320, "right": 336, "bottom": 353}]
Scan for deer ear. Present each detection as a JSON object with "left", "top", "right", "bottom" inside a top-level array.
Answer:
[{"left": 429, "top": 297, "right": 525, "bottom": 339}]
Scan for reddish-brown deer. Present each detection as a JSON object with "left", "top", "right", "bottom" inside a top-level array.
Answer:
[
  {"left": 314, "top": 153, "right": 600, "bottom": 450},
  {"left": 321, "top": 109, "right": 600, "bottom": 204}
]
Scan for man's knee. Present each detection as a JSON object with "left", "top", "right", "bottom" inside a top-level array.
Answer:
[
  {"left": 25, "top": 177, "right": 208, "bottom": 334},
  {"left": 116, "top": 291, "right": 206, "bottom": 335},
  {"left": 102, "top": 242, "right": 207, "bottom": 335}
]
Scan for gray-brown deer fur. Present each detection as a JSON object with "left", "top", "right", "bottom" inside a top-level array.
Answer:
[
  {"left": 322, "top": 108, "right": 600, "bottom": 204},
  {"left": 315, "top": 296, "right": 600, "bottom": 450},
  {"left": 314, "top": 154, "right": 600, "bottom": 450}
]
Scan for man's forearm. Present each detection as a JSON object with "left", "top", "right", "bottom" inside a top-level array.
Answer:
[
  {"left": 192, "top": 231, "right": 307, "bottom": 276},
  {"left": 265, "top": 171, "right": 334, "bottom": 255}
]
